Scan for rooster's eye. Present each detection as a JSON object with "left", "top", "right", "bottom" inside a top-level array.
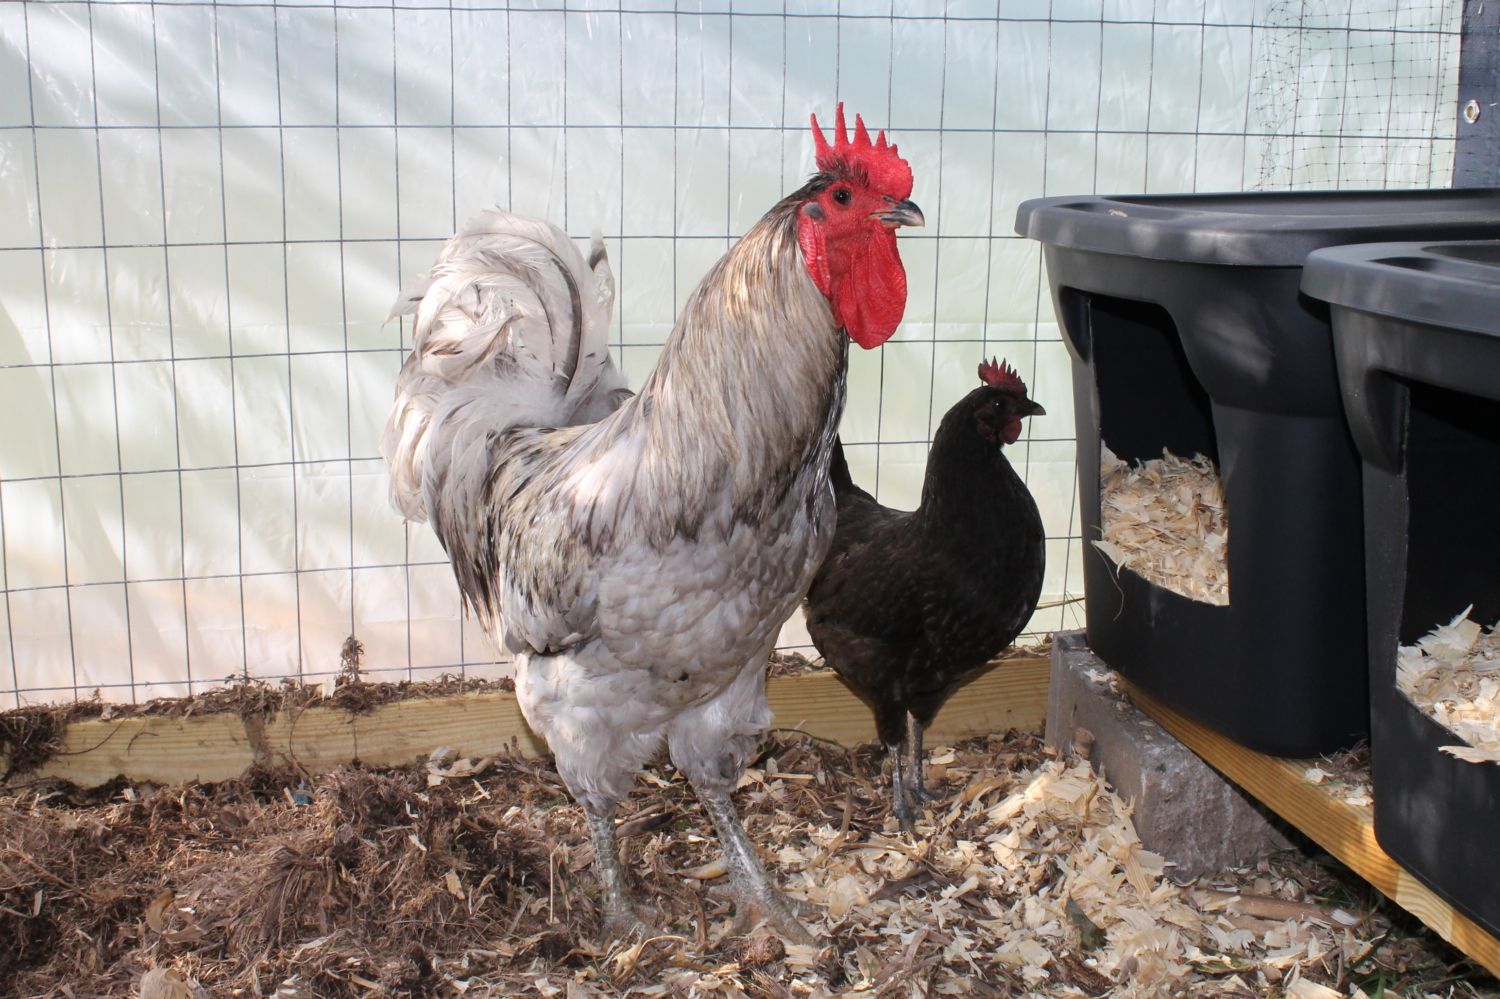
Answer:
[{"left": 833, "top": 188, "right": 852, "bottom": 206}]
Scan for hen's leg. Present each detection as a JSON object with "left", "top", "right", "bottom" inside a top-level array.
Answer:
[
  {"left": 873, "top": 704, "right": 922, "bottom": 835},
  {"left": 889, "top": 740, "right": 918, "bottom": 835},
  {"left": 902, "top": 713, "right": 940, "bottom": 804},
  {"left": 667, "top": 649, "right": 814, "bottom": 944}
]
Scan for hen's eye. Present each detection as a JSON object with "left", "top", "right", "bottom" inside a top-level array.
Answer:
[{"left": 833, "top": 188, "right": 852, "bottom": 206}]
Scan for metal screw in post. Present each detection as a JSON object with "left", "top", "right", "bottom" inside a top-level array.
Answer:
[{"left": 1464, "top": 99, "right": 1482, "bottom": 125}]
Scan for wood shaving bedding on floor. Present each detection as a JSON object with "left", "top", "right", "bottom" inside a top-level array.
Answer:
[{"left": 5, "top": 730, "right": 1469, "bottom": 998}]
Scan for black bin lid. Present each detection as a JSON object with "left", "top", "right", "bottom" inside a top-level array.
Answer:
[
  {"left": 1015, "top": 189, "right": 1500, "bottom": 267},
  {"left": 1302, "top": 240, "right": 1500, "bottom": 338}
]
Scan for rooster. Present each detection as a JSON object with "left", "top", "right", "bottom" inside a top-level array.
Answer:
[
  {"left": 381, "top": 106, "right": 922, "bottom": 941},
  {"left": 804, "top": 360, "right": 1045, "bottom": 833}
]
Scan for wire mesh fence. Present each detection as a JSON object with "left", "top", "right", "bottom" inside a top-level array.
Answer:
[
  {"left": 1251, "top": 0, "right": 1459, "bottom": 188},
  {"left": 0, "top": 0, "right": 1464, "bottom": 708}
]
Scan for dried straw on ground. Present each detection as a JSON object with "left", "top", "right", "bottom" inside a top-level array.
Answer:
[
  {"left": 3, "top": 721, "right": 1483, "bottom": 998},
  {"left": 1096, "top": 446, "right": 1229, "bottom": 606},
  {"left": 1398, "top": 606, "right": 1500, "bottom": 764},
  {"left": 1300, "top": 742, "right": 1375, "bottom": 810}
]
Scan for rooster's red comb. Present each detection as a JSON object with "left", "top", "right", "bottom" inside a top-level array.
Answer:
[
  {"left": 810, "top": 103, "right": 913, "bottom": 200},
  {"left": 979, "top": 358, "right": 1027, "bottom": 395}
]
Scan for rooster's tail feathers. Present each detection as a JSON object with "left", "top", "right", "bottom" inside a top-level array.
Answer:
[{"left": 381, "top": 210, "right": 628, "bottom": 523}]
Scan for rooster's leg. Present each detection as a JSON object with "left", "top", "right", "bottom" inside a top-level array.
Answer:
[
  {"left": 696, "top": 782, "right": 815, "bottom": 946},
  {"left": 668, "top": 650, "right": 813, "bottom": 943},
  {"left": 584, "top": 807, "right": 653, "bottom": 940}
]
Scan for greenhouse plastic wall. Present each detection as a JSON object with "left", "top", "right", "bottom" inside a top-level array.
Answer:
[{"left": 0, "top": 0, "right": 1462, "bottom": 707}]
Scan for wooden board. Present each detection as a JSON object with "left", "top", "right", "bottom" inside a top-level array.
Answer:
[
  {"left": 1124, "top": 678, "right": 1500, "bottom": 981},
  {"left": 768, "top": 655, "right": 1049, "bottom": 748},
  {"left": 10, "top": 657, "right": 1049, "bottom": 789}
]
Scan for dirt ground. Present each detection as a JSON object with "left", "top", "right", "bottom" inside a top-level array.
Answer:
[{"left": 2, "top": 721, "right": 1494, "bottom": 999}]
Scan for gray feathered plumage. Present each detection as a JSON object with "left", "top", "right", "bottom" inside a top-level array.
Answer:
[
  {"left": 382, "top": 138, "right": 922, "bottom": 938},
  {"left": 382, "top": 213, "right": 630, "bottom": 531},
  {"left": 381, "top": 194, "right": 847, "bottom": 813}
]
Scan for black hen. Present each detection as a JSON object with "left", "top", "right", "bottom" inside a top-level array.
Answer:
[{"left": 805, "top": 359, "right": 1046, "bottom": 832}]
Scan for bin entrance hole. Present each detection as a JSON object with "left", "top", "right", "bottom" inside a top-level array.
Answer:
[
  {"left": 1402, "top": 382, "right": 1500, "bottom": 645},
  {"left": 1082, "top": 293, "right": 1230, "bottom": 607},
  {"left": 1086, "top": 295, "right": 1218, "bottom": 468}
]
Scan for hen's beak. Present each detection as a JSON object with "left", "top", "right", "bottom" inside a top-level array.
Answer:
[{"left": 876, "top": 199, "right": 925, "bottom": 228}]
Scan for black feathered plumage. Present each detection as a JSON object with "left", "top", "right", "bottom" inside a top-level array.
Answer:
[{"left": 805, "top": 375, "right": 1046, "bottom": 831}]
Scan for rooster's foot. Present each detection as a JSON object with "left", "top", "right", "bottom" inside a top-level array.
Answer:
[
  {"left": 601, "top": 906, "right": 659, "bottom": 943},
  {"left": 726, "top": 880, "right": 816, "bottom": 947},
  {"left": 694, "top": 786, "right": 818, "bottom": 947}
]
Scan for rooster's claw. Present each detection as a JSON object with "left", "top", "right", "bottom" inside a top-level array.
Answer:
[
  {"left": 730, "top": 885, "right": 816, "bottom": 947},
  {"left": 601, "top": 907, "right": 659, "bottom": 944}
]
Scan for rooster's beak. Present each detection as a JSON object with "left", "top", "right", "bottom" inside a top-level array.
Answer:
[
  {"left": 1022, "top": 400, "right": 1047, "bottom": 418},
  {"left": 876, "top": 199, "right": 925, "bottom": 228}
]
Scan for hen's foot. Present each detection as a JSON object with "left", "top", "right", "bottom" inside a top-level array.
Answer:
[
  {"left": 893, "top": 792, "right": 920, "bottom": 837},
  {"left": 907, "top": 776, "right": 944, "bottom": 805},
  {"left": 709, "top": 879, "right": 816, "bottom": 919}
]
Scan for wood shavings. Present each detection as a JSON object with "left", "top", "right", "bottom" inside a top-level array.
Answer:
[
  {"left": 679, "top": 857, "right": 728, "bottom": 880},
  {"left": 1286, "top": 976, "right": 1352, "bottom": 999},
  {"left": 1, "top": 731, "right": 1487, "bottom": 997},
  {"left": 1301, "top": 742, "right": 1374, "bottom": 808},
  {"left": 1398, "top": 605, "right": 1500, "bottom": 763},
  {"left": 1098, "top": 445, "right": 1230, "bottom": 605}
]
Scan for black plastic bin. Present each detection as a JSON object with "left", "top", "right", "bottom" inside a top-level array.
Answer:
[
  {"left": 1016, "top": 190, "right": 1500, "bottom": 757},
  {"left": 1304, "top": 238, "right": 1500, "bottom": 938}
]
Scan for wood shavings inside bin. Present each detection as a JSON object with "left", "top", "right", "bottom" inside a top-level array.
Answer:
[
  {"left": 1096, "top": 446, "right": 1229, "bottom": 605},
  {"left": 1398, "top": 606, "right": 1500, "bottom": 764}
]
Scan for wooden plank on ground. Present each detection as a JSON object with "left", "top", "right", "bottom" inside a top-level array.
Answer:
[
  {"left": 11, "top": 657, "right": 1048, "bottom": 789},
  {"left": 768, "top": 656, "right": 1048, "bottom": 748},
  {"left": 1124, "top": 678, "right": 1500, "bottom": 981}
]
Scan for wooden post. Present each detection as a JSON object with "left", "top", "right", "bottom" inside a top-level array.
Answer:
[{"left": 1456, "top": 0, "right": 1500, "bottom": 186}]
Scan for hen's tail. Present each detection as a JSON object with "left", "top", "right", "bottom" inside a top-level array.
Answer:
[
  {"left": 380, "top": 211, "right": 631, "bottom": 523},
  {"left": 829, "top": 436, "right": 855, "bottom": 494},
  {"left": 828, "top": 436, "right": 877, "bottom": 504}
]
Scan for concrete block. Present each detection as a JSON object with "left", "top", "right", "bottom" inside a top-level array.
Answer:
[{"left": 1046, "top": 631, "right": 1291, "bottom": 880}]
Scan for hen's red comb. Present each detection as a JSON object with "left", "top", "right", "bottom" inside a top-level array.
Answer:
[
  {"left": 810, "top": 103, "right": 913, "bottom": 200},
  {"left": 979, "top": 358, "right": 1027, "bottom": 395}
]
